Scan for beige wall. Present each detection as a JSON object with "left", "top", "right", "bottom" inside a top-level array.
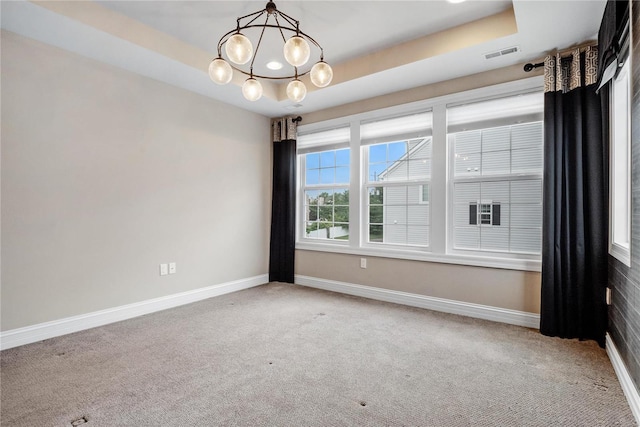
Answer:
[
  {"left": 1, "top": 31, "right": 271, "bottom": 330},
  {"left": 296, "top": 64, "right": 543, "bottom": 315},
  {"left": 303, "top": 63, "right": 544, "bottom": 124},
  {"left": 296, "top": 251, "right": 541, "bottom": 313},
  {"left": 1, "top": 27, "right": 543, "bottom": 332}
]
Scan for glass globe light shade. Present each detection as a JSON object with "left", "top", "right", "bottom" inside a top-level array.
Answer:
[
  {"left": 208, "top": 58, "right": 233, "bottom": 85},
  {"left": 286, "top": 79, "right": 307, "bottom": 103},
  {"left": 310, "top": 61, "right": 333, "bottom": 87},
  {"left": 242, "top": 78, "right": 263, "bottom": 101},
  {"left": 225, "top": 33, "right": 253, "bottom": 65},
  {"left": 283, "top": 36, "right": 310, "bottom": 67}
]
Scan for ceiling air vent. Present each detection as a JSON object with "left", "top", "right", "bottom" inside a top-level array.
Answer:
[{"left": 484, "top": 46, "right": 519, "bottom": 60}]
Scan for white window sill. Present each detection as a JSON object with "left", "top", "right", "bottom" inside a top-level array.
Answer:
[
  {"left": 609, "top": 242, "right": 631, "bottom": 267},
  {"left": 296, "top": 242, "right": 541, "bottom": 272}
]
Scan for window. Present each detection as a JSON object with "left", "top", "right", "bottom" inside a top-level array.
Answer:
[
  {"left": 470, "top": 201, "right": 500, "bottom": 226},
  {"left": 296, "top": 77, "right": 544, "bottom": 271},
  {"left": 362, "top": 112, "right": 432, "bottom": 248},
  {"left": 609, "top": 58, "right": 631, "bottom": 266},
  {"left": 298, "top": 127, "right": 350, "bottom": 241},
  {"left": 448, "top": 93, "right": 544, "bottom": 255},
  {"left": 419, "top": 185, "right": 429, "bottom": 204},
  {"left": 365, "top": 138, "right": 431, "bottom": 246}
]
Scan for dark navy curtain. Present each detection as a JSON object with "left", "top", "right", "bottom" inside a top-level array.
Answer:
[
  {"left": 540, "top": 46, "right": 608, "bottom": 347},
  {"left": 269, "top": 117, "right": 299, "bottom": 283}
]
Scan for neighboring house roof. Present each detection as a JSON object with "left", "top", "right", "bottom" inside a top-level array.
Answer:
[{"left": 377, "top": 137, "right": 431, "bottom": 181}]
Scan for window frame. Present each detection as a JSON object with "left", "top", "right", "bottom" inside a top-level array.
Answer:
[
  {"left": 447, "top": 120, "right": 544, "bottom": 259},
  {"left": 609, "top": 57, "right": 631, "bottom": 267},
  {"left": 362, "top": 135, "right": 433, "bottom": 250},
  {"left": 298, "top": 147, "right": 351, "bottom": 245},
  {"left": 296, "top": 76, "right": 544, "bottom": 272}
]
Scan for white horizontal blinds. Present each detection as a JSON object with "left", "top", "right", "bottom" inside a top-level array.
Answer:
[
  {"left": 361, "top": 111, "right": 433, "bottom": 146},
  {"left": 297, "top": 126, "right": 350, "bottom": 154},
  {"left": 447, "top": 92, "right": 543, "bottom": 134}
]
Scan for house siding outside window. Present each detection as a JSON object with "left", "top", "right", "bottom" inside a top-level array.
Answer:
[
  {"left": 450, "top": 122, "right": 543, "bottom": 254},
  {"left": 367, "top": 137, "right": 432, "bottom": 247}
]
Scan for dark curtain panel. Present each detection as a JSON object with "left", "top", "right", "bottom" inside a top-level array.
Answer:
[
  {"left": 269, "top": 117, "right": 298, "bottom": 283},
  {"left": 596, "top": 0, "right": 630, "bottom": 90},
  {"left": 540, "top": 46, "right": 608, "bottom": 347}
]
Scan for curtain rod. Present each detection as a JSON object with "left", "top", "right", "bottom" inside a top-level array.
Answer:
[
  {"left": 524, "top": 41, "right": 597, "bottom": 72},
  {"left": 555, "top": 40, "right": 597, "bottom": 55},
  {"left": 271, "top": 116, "right": 302, "bottom": 123},
  {"left": 524, "top": 62, "right": 544, "bottom": 72}
]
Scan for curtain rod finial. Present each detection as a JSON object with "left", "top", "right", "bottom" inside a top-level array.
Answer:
[{"left": 524, "top": 62, "right": 544, "bottom": 72}]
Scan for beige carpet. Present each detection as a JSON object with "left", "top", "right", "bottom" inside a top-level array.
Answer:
[{"left": 1, "top": 282, "right": 636, "bottom": 426}]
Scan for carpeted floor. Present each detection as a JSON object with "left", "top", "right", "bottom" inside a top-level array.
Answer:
[{"left": 1, "top": 282, "right": 636, "bottom": 426}]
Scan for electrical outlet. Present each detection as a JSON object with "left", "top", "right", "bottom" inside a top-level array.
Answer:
[
  {"left": 160, "top": 263, "right": 169, "bottom": 276},
  {"left": 169, "top": 262, "right": 176, "bottom": 274},
  {"left": 360, "top": 258, "right": 367, "bottom": 269}
]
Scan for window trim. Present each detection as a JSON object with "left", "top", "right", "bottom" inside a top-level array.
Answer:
[
  {"left": 609, "top": 57, "right": 631, "bottom": 267},
  {"left": 362, "top": 136, "right": 432, "bottom": 250},
  {"left": 447, "top": 121, "right": 544, "bottom": 258},
  {"left": 296, "top": 76, "right": 544, "bottom": 272},
  {"left": 298, "top": 149, "right": 351, "bottom": 246}
]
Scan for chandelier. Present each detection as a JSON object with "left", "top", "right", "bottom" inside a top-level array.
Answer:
[{"left": 208, "top": 1, "right": 333, "bottom": 102}]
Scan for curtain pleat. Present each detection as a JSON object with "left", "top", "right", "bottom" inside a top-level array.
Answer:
[
  {"left": 540, "top": 46, "right": 608, "bottom": 347},
  {"left": 269, "top": 117, "right": 298, "bottom": 283}
]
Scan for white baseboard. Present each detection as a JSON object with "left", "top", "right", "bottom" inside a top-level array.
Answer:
[
  {"left": 606, "top": 333, "right": 640, "bottom": 424},
  {"left": 294, "top": 275, "right": 540, "bottom": 329},
  {"left": 0, "top": 274, "right": 268, "bottom": 351}
]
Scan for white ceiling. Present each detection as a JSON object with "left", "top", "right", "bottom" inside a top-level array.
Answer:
[{"left": 1, "top": 1, "right": 606, "bottom": 118}]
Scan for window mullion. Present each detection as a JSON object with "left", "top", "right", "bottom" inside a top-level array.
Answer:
[
  {"left": 431, "top": 103, "right": 447, "bottom": 254},
  {"left": 297, "top": 154, "right": 306, "bottom": 242},
  {"left": 350, "top": 120, "right": 361, "bottom": 249}
]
